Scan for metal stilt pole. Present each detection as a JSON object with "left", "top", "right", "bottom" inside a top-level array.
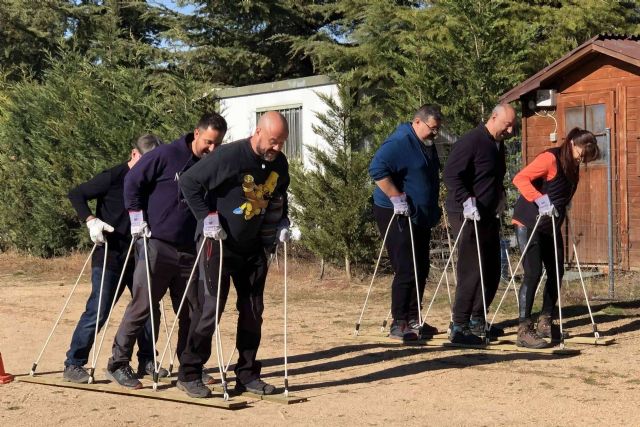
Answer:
[
  {"left": 489, "top": 216, "right": 542, "bottom": 330},
  {"left": 407, "top": 219, "right": 423, "bottom": 327},
  {"left": 355, "top": 213, "right": 396, "bottom": 335},
  {"left": 472, "top": 218, "right": 490, "bottom": 344},
  {"left": 551, "top": 216, "right": 565, "bottom": 348},
  {"left": 142, "top": 236, "right": 160, "bottom": 391},
  {"left": 213, "top": 239, "right": 229, "bottom": 400},
  {"left": 283, "top": 241, "right": 289, "bottom": 397},
  {"left": 88, "top": 241, "right": 109, "bottom": 384},
  {"left": 30, "top": 245, "right": 97, "bottom": 376},
  {"left": 422, "top": 219, "right": 468, "bottom": 327},
  {"left": 91, "top": 239, "right": 135, "bottom": 382},
  {"left": 156, "top": 238, "right": 206, "bottom": 375}
]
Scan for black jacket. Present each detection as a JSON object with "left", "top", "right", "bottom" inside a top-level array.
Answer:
[{"left": 443, "top": 124, "right": 506, "bottom": 218}]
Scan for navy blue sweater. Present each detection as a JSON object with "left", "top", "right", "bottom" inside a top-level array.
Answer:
[
  {"left": 124, "top": 134, "right": 198, "bottom": 246},
  {"left": 369, "top": 122, "right": 441, "bottom": 227}
]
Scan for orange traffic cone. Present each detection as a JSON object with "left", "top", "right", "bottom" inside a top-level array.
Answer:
[{"left": 0, "top": 352, "right": 14, "bottom": 384}]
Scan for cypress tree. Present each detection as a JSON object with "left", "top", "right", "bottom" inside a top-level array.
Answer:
[{"left": 289, "top": 85, "right": 377, "bottom": 279}]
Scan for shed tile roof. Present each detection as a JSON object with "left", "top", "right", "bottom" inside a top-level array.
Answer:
[{"left": 500, "top": 34, "right": 640, "bottom": 103}]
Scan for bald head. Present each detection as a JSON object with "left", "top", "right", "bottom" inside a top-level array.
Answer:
[
  {"left": 251, "top": 111, "right": 289, "bottom": 161},
  {"left": 486, "top": 103, "right": 516, "bottom": 141}
]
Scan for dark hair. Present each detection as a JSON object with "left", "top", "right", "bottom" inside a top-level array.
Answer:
[
  {"left": 414, "top": 104, "right": 443, "bottom": 122},
  {"left": 560, "top": 127, "right": 600, "bottom": 185},
  {"left": 197, "top": 112, "right": 227, "bottom": 132},
  {"left": 132, "top": 134, "right": 162, "bottom": 154}
]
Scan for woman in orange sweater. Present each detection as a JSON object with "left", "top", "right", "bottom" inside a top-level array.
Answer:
[{"left": 512, "top": 128, "right": 599, "bottom": 348}]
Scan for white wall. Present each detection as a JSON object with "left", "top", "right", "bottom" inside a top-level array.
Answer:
[{"left": 219, "top": 83, "right": 338, "bottom": 169}]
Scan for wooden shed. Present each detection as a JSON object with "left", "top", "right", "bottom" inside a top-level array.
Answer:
[{"left": 501, "top": 34, "right": 640, "bottom": 270}]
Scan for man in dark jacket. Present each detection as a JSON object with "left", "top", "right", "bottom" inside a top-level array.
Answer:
[
  {"left": 369, "top": 104, "right": 442, "bottom": 340},
  {"left": 106, "top": 113, "right": 227, "bottom": 396},
  {"left": 443, "top": 103, "right": 516, "bottom": 344},
  {"left": 179, "top": 111, "right": 290, "bottom": 397},
  {"left": 63, "top": 135, "right": 161, "bottom": 383}
]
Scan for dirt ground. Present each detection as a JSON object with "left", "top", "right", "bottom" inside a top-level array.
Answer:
[{"left": 1, "top": 250, "right": 639, "bottom": 426}]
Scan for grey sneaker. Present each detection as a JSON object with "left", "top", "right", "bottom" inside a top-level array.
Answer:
[
  {"left": 448, "top": 323, "right": 484, "bottom": 345},
  {"left": 389, "top": 320, "right": 418, "bottom": 341},
  {"left": 63, "top": 365, "right": 90, "bottom": 384},
  {"left": 106, "top": 365, "right": 142, "bottom": 389},
  {"left": 177, "top": 379, "right": 212, "bottom": 398},
  {"left": 235, "top": 378, "right": 277, "bottom": 395},
  {"left": 137, "top": 360, "right": 169, "bottom": 378}
]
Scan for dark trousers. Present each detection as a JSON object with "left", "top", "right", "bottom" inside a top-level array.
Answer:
[
  {"left": 516, "top": 225, "right": 564, "bottom": 321},
  {"left": 108, "top": 238, "right": 197, "bottom": 370},
  {"left": 65, "top": 244, "right": 154, "bottom": 367},
  {"left": 179, "top": 238, "right": 267, "bottom": 384},
  {"left": 449, "top": 212, "right": 501, "bottom": 324},
  {"left": 373, "top": 205, "right": 431, "bottom": 322}
]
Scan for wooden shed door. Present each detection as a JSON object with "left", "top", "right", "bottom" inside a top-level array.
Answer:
[{"left": 558, "top": 90, "right": 616, "bottom": 264}]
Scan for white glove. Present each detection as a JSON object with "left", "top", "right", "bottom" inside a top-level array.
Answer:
[
  {"left": 390, "top": 193, "right": 410, "bottom": 216},
  {"left": 86, "top": 218, "right": 114, "bottom": 245},
  {"left": 463, "top": 197, "right": 481, "bottom": 221},
  {"left": 203, "top": 212, "right": 227, "bottom": 240},
  {"left": 129, "top": 210, "right": 151, "bottom": 238},
  {"left": 535, "top": 194, "right": 557, "bottom": 217},
  {"left": 277, "top": 218, "right": 291, "bottom": 243}
]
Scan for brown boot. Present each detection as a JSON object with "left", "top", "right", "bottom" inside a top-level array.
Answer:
[
  {"left": 516, "top": 320, "right": 549, "bottom": 349},
  {"left": 536, "top": 314, "right": 563, "bottom": 339}
]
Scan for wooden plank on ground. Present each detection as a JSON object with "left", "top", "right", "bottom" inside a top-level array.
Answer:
[
  {"left": 17, "top": 375, "right": 248, "bottom": 410},
  {"left": 441, "top": 342, "right": 580, "bottom": 355},
  {"left": 500, "top": 334, "right": 616, "bottom": 346},
  {"left": 211, "top": 385, "right": 308, "bottom": 405}
]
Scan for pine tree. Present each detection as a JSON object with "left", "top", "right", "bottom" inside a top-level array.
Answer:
[
  {"left": 168, "top": 0, "right": 339, "bottom": 86},
  {"left": 289, "top": 85, "right": 378, "bottom": 279},
  {"left": 0, "top": 51, "right": 206, "bottom": 256}
]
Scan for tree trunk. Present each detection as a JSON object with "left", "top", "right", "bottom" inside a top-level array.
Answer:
[
  {"left": 319, "top": 257, "right": 325, "bottom": 280},
  {"left": 345, "top": 255, "right": 351, "bottom": 281}
]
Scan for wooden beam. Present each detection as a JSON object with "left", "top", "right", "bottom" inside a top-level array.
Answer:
[
  {"left": 500, "top": 334, "right": 616, "bottom": 346},
  {"left": 211, "top": 385, "right": 308, "bottom": 405},
  {"left": 17, "top": 375, "right": 248, "bottom": 410},
  {"left": 441, "top": 342, "right": 580, "bottom": 355}
]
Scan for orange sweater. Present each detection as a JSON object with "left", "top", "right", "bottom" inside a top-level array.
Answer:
[{"left": 512, "top": 151, "right": 557, "bottom": 226}]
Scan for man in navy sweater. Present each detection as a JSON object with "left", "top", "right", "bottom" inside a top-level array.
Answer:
[
  {"left": 443, "top": 103, "right": 515, "bottom": 344},
  {"left": 369, "top": 104, "right": 442, "bottom": 340},
  {"left": 63, "top": 135, "right": 161, "bottom": 383},
  {"left": 106, "top": 113, "right": 227, "bottom": 396},
  {"left": 179, "top": 111, "right": 290, "bottom": 397}
]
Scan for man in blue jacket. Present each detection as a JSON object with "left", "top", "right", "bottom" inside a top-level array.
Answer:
[
  {"left": 369, "top": 104, "right": 442, "bottom": 340},
  {"left": 106, "top": 113, "right": 226, "bottom": 397}
]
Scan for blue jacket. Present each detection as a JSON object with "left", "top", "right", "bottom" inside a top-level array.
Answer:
[
  {"left": 369, "top": 122, "right": 441, "bottom": 227},
  {"left": 124, "top": 134, "right": 198, "bottom": 246}
]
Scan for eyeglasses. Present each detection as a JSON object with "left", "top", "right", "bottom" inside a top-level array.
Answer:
[{"left": 422, "top": 120, "right": 440, "bottom": 135}]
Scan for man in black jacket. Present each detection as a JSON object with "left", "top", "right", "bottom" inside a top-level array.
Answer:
[
  {"left": 179, "top": 111, "right": 290, "bottom": 397},
  {"left": 443, "top": 104, "right": 516, "bottom": 344},
  {"left": 63, "top": 135, "right": 161, "bottom": 383}
]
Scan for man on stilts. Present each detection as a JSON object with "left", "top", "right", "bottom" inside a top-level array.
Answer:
[
  {"left": 106, "top": 113, "right": 227, "bottom": 396},
  {"left": 179, "top": 111, "right": 290, "bottom": 396},
  {"left": 443, "top": 104, "right": 516, "bottom": 344},
  {"left": 63, "top": 135, "right": 161, "bottom": 383},
  {"left": 368, "top": 104, "right": 443, "bottom": 340}
]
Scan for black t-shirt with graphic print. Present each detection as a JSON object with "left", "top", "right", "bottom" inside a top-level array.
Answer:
[{"left": 179, "top": 138, "right": 289, "bottom": 253}]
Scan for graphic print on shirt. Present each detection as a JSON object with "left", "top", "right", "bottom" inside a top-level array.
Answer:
[{"left": 233, "top": 171, "right": 279, "bottom": 220}]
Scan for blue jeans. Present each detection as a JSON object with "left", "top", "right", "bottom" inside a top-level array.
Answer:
[{"left": 65, "top": 245, "right": 155, "bottom": 367}]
